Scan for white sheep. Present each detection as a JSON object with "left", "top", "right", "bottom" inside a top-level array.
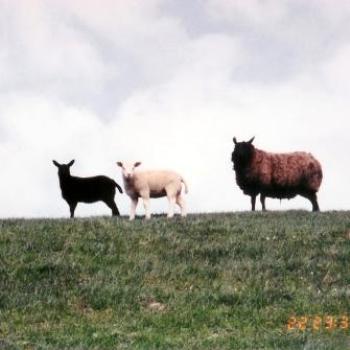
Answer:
[{"left": 117, "top": 162, "right": 188, "bottom": 220}]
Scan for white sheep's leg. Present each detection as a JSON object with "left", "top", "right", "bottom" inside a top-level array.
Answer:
[
  {"left": 176, "top": 194, "right": 187, "bottom": 217},
  {"left": 129, "top": 198, "right": 138, "bottom": 221},
  {"left": 142, "top": 197, "right": 151, "bottom": 220},
  {"left": 167, "top": 195, "right": 176, "bottom": 218}
]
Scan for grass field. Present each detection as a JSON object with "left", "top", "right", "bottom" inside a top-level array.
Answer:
[{"left": 0, "top": 211, "right": 350, "bottom": 349}]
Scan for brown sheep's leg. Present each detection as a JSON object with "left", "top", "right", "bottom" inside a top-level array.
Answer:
[
  {"left": 301, "top": 192, "right": 320, "bottom": 212},
  {"left": 251, "top": 195, "right": 256, "bottom": 211},
  {"left": 310, "top": 193, "right": 320, "bottom": 212},
  {"left": 260, "top": 195, "right": 266, "bottom": 211}
]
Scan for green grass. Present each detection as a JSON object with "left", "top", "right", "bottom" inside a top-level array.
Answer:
[{"left": 1, "top": 211, "right": 350, "bottom": 349}]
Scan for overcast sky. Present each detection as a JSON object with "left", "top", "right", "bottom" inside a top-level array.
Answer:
[{"left": 1, "top": 0, "right": 350, "bottom": 218}]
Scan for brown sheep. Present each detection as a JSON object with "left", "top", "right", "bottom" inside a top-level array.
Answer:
[{"left": 231, "top": 137, "right": 323, "bottom": 212}]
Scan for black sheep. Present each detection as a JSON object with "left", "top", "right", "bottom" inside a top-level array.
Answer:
[{"left": 53, "top": 160, "right": 123, "bottom": 218}]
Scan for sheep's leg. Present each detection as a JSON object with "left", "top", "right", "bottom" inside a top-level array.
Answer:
[
  {"left": 130, "top": 198, "right": 138, "bottom": 221},
  {"left": 312, "top": 194, "right": 320, "bottom": 212},
  {"left": 142, "top": 197, "right": 151, "bottom": 220},
  {"left": 104, "top": 199, "right": 120, "bottom": 216},
  {"left": 251, "top": 195, "right": 256, "bottom": 211},
  {"left": 69, "top": 202, "right": 77, "bottom": 218},
  {"left": 112, "top": 204, "right": 120, "bottom": 216},
  {"left": 260, "top": 194, "right": 266, "bottom": 211},
  {"left": 176, "top": 194, "right": 187, "bottom": 217},
  {"left": 167, "top": 195, "right": 176, "bottom": 218},
  {"left": 300, "top": 192, "right": 320, "bottom": 212},
  {"left": 304, "top": 192, "right": 320, "bottom": 212}
]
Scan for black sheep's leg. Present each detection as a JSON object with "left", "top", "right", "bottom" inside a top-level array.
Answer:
[
  {"left": 104, "top": 199, "right": 120, "bottom": 216},
  {"left": 251, "top": 195, "right": 256, "bottom": 211},
  {"left": 69, "top": 202, "right": 77, "bottom": 218},
  {"left": 112, "top": 203, "right": 120, "bottom": 216},
  {"left": 260, "top": 194, "right": 266, "bottom": 211}
]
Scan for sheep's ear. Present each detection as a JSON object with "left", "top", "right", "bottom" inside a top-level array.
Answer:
[
  {"left": 53, "top": 160, "right": 60, "bottom": 167},
  {"left": 248, "top": 136, "right": 255, "bottom": 144},
  {"left": 116, "top": 162, "right": 123, "bottom": 167},
  {"left": 67, "top": 159, "right": 75, "bottom": 167},
  {"left": 134, "top": 162, "right": 141, "bottom": 167},
  {"left": 233, "top": 137, "right": 237, "bottom": 144}
]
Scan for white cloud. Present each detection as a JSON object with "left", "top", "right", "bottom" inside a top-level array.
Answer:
[
  {"left": 0, "top": 94, "right": 112, "bottom": 217},
  {"left": 0, "top": 1, "right": 350, "bottom": 217},
  {"left": 320, "top": 44, "right": 350, "bottom": 96},
  {"left": 205, "top": 0, "right": 350, "bottom": 28},
  {"left": 205, "top": 0, "right": 350, "bottom": 84},
  {"left": 205, "top": 0, "right": 288, "bottom": 26}
]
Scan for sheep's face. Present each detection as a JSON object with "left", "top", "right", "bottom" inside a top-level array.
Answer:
[
  {"left": 53, "top": 160, "right": 74, "bottom": 177},
  {"left": 117, "top": 162, "right": 141, "bottom": 180},
  {"left": 232, "top": 137, "right": 255, "bottom": 168}
]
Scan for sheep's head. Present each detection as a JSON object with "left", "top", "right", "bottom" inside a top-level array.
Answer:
[
  {"left": 53, "top": 160, "right": 75, "bottom": 177},
  {"left": 117, "top": 161, "right": 141, "bottom": 180},
  {"left": 231, "top": 137, "right": 255, "bottom": 168}
]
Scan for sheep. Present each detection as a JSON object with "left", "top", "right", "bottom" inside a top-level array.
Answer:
[
  {"left": 116, "top": 161, "right": 188, "bottom": 220},
  {"left": 231, "top": 137, "right": 323, "bottom": 212},
  {"left": 53, "top": 160, "right": 123, "bottom": 218}
]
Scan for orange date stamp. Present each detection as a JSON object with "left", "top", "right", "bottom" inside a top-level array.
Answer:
[{"left": 287, "top": 315, "right": 349, "bottom": 331}]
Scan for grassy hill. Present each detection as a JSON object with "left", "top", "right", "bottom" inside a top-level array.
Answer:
[{"left": 1, "top": 211, "right": 350, "bottom": 349}]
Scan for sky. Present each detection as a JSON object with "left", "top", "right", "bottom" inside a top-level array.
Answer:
[{"left": 1, "top": 0, "right": 350, "bottom": 218}]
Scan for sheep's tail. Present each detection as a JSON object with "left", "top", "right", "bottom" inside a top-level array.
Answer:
[
  {"left": 114, "top": 181, "right": 123, "bottom": 194},
  {"left": 181, "top": 177, "right": 189, "bottom": 194}
]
